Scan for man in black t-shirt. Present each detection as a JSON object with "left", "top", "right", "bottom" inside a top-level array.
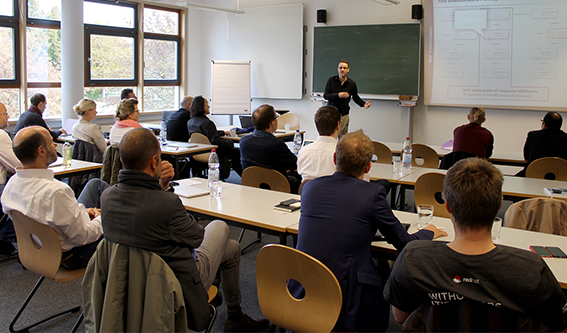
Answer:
[
  {"left": 323, "top": 60, "right": 371, "bottom": 137},
  {"left": 384, "top": 158, "right": 567, "bottom": 331}
]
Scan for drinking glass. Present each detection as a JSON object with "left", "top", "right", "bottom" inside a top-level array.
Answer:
[
  {"left": 393, "top": 156, "right": 402, "bottom": 175},
  {"left": 492, "top": 217, "right": 502, "bottom": 243},
  {"left": 417, "top": 204, "right": 434, "bottom": 228}
]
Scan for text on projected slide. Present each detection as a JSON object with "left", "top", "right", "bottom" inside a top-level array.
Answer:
[{"left": 425, "top": 0, "right": 567, "bottom": 109}]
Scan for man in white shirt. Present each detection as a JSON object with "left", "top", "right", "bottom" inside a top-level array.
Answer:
[
  {"left": 297, "top": 106, "right": 341, "bottom": 181},
  {"left": 1, "top": 126, "right": 109, "bottom": 269}
]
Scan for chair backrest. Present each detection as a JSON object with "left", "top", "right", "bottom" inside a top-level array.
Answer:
[
  {"left": 526, "top": 157, "right": 567, "bottom": 180},
  {"left": 401, "top": 300, "right": 550, "bottom": 332},
  {"left": 10, "top": 211, "right": 65, "bottom": 279},
  {"left": 372, "top": 141, "right": 393, "bottom": 164},
  {"left": 504, "top": 197, "right": 567, "bottom": 236},
  {"left": 190, "top": 133, "right": 212, "bottom": 164},
  {"left": 439, "top": 151, "right": 476, "bottom": 170},
  {"left": 298, "top": 179, "right": 312, "bottom": 195},
  {"left": 256, "top": 244, "right": 342, "bottom": 333},
  {"left": 411, "top": 144, "right": 440, "bottom": 168},
  {"left": 277, "top": 113, "right": 300, "bottom": 131},
  {"left": 241, "top": 166, "right": 291, "bottom": 193},
  {"left": 414, "top": 172, "right": 450, "bottom": 218}
]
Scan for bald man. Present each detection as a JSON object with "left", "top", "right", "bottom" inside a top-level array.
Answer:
[
  {"left": 166, "top": 95, "right": 193, "bottom": 142},
  {"left": 1, "top": 126, "right": 109, "bottom": 269}
]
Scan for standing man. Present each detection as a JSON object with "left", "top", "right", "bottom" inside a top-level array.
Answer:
[
  {"left": 453, "top": 107, "right": 494, "bottom": 158},
  {"left": 296, "top": 130, "right": 446, "bottom": 332},
  {"left": 517, "top": 112, "right": 567, "bottom": 176},
  {"left": 384, "top": 158, "right": 567, "bottom": 331},
  {"left": 166, "top": 96, "right": 193, "bottom": 142},
  {"left": 297, "top": 105, "right": 340, "bottom": 181},
  {"left": 120, "top": 88, "right": 137, "bottom": 100},
  {"left": 14, "top": 93, "right": 67, "bottom": 140},
  {"left": 324, "top": 60, "right": 371, "bottom": 136}
]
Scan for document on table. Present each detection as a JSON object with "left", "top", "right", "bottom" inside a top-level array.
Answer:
[{"left": 174, "top": 178, "right": 209, "bottom": 198}]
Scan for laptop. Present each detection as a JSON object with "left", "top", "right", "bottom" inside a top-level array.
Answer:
[{"left": 239, "top": 115, "right": 253, "bottom": 129}]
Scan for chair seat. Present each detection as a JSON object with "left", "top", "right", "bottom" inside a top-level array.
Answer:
[{"left": 54, "top": 267, "right": 86, "bottom": 282}]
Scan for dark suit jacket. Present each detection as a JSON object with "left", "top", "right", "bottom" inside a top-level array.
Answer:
[
  {"left": 240, "top": 129, "right": 297, "bottom": 175},
  {"left": 518, "top": 128, "right": 567, "bottom": 176},
  {"left": 166, "top": 108, "right": 191, "bottom": 142},
  {"left": 296, "top": 172, "right": 433, "bottom": 331},
  {"left": 187, "top": 115, "right": 234, "bottom": 179},
  {"left": 14, "top": 107, "right": 62, "bottom": 140},
  {"left": 100, "top": 170, "right": 210, "bottom": 331}
]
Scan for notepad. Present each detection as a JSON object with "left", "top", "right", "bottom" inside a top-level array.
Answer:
[{"left": 175, "top": 185, "right": 209, "bottom": 199}]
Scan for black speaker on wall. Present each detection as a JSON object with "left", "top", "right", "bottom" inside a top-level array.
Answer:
[
  {"left": 317, "top": 9, "right": 327, "bottom": 23},
  {"left": 412, "top": 4, "right": 423, "bottom": 20}
]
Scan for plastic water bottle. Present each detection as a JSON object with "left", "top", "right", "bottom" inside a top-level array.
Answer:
[
  {"left": 63, "top": 140, "right": 72, "bottom": 168},
  {"left": 208, "top": 149, "right": 221, "bottom": 198},
  {"left": 160, "top": 120, "right": 168, "bottom": 145},
  {"left": 293, "top": 130, "right": 302, "bottom": 154},
  {"left": 402, "top": 137, "right": 412, "bottom": 169}
]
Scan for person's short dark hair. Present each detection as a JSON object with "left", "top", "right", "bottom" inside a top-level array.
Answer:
[
  {"left": 120, "top": 128, "right": 160, "bottom": 171},
  {"left": 315, "top": 106, "right": 340, "bottom": 136},
  {"left": 543, "top": 112, "right": 562, "bottom": 131},
  {"left": 252, "top": 104, "right": 276, "bottom": 131},
  {"left": 336, "top": 130, "right": 373, "bottom": 178},
  {"left": 443, "top": 158, "right": 503, "bottom": 232},
  {"left": 189, "top": 95, "right": 207, "bottom": 118},
  {"left": 13, "top": 128, "right": 47, "bottom": 165},
  {"left": 337, "top": 60, "right": 349, "bottom": 68},
  {"left": 120, "top": 88, "right": 134, "bottom": 100},
  {"left": 30, "top": 93, "right": 46, "bottom": 107}
]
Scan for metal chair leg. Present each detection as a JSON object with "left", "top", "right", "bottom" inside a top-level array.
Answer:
[
  {"left": 70, "top": 312, "right": 84, "bottom": 333},
  {"left": 9, "top": 276, "right": 81, "bottom": 333},
  {"left": 238, "top": 229, "right": 262, "bottom": 254},
  {"left": 206, "top": 304, "right": 217, "bottom": 333}
]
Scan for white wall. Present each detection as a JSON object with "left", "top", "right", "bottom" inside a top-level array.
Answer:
[{"left": 187, "top": 0, "right": 563, "bottom": 154}]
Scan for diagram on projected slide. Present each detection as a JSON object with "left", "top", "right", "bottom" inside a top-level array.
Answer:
[{"left": 429, "top": 1, "right": 567, "bottom": 108}]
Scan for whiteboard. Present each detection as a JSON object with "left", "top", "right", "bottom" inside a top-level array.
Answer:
[
  {"left": 228, "top": 3, "right": 304, "bottom": 99},
  {"left": 211, "top": 60, "right": 251, "bottom": 115}
]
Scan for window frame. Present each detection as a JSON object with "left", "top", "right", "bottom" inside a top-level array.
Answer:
[
  {"left": 0, "top": 0, "right": 20, "bottom": 88},
  {"left": 143, "top": 33, "right": 181, "bottom": 86}
]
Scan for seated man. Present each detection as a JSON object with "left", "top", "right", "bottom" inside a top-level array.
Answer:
[
  {"left": 14, "top": 93, "right": 66, "bottom": 140},
  {"left": 1, "top": 126, "right": 109, "bottom": 269},
  {"left": 517, "top": 112, "right": 567, "bottom": 176},
  {"left": 166, "top": 95, "right": 192, "bottom": 142},
  {"left": 296, "top": 130, "right": 447, "bottom": 332},
  {"left": 100, "top": 128, "right": 270, "bottom": 332},
  {"left": 297, "top": 106, "right": 340, "bottom": 181},
  {"left": 452, "top": 107, "right": 493, "bottom": 158},
  {"left": 240, "top": 104, "right": 301, "bottom": 193},
  {"left": 384, "top": 158, "right": 567, "bottom": 331}
]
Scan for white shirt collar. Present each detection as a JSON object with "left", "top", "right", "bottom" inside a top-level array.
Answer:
[{"left": 15, "top": 167, "right": 55, "bottom": 180}]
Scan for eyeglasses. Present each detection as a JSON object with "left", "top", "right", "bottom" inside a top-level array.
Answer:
[{"left": 272, "top": 113, "right": 280, "bottom": 121}]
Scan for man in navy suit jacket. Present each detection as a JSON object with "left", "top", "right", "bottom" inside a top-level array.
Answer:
[{"left": 296, "top": 130, "right": 447, "bottom": 332}]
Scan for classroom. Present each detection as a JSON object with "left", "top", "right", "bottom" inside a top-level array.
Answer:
[{"left": 1, "top": 0, "right": 567, "bottom": 332}]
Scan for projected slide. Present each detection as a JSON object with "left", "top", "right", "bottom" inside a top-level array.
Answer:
[{"left": 424, "top": 0, "right": 567, "bottom": 110}]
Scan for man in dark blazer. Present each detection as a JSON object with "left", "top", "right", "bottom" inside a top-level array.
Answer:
[
  {"left": 100, "top": 128, "right": 270, "bottom": 332},
  {"left": 517, "top": 112, "right": 567, "bottom": 177},
  {"left": 296, "top": 130, "right": 447, "bottom": 332},
  {"left": 166, "top": 95, "right": 192, "bottom": 142},
  {"left": 240, "top": 104, "right": 301, "bottom": 193},
  {"left": 14, "top": 93, "right": 66, "bottom": 140}
]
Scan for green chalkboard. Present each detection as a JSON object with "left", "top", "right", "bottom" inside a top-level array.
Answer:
[{"left": 313, "top": 24, "right": 421, "bottom": 97}]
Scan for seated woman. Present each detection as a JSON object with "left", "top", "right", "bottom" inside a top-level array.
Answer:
[
  {"left": 187, "top": 96, "right": 242, "bottom": 179},
  {"left": 109, "top": 98, "right": 142, "bottom": 144},
  {"left": 72, "top": 99, "right": 108, "bottom": 154}
]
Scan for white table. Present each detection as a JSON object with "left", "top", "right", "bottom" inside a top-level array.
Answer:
[
  {"left": 179, "top": 178, "right": 300, "bottom": 244},
  {"left": 49, "top": 157, "right": 103, "bottom": 180},
  {"left": 217, "top": 126, "right": 304, "bottom": 142},
  {"left": 160, "top": 141, "right": 217, "bottom": 179}
]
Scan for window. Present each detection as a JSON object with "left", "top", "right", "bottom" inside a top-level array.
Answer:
[{"left": 0, "top": 0, "right": 20, "bottom": 115}]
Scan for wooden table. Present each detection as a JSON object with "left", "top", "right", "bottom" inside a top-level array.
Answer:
[
  {"left": 179, "top": 178, "right": 300, "bottom": 244},
  {"left": 55, "top": 134, "right": 110, "bottom": 145},
  {"left": 161, "top": 141, "right": 217, "bottom": 179},
  {"left": 287, "top": 210, "right": 567, "bottom": 289},
  {"left": 49, "top": 157, "right": 103, "bottom": 180},
  {"left": 217, "top": 126, "right": 304, "bottom": 142}
]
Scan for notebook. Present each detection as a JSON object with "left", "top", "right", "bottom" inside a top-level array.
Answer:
[{"left": 175, "top": 185, "right": 209, "bottom": 199}]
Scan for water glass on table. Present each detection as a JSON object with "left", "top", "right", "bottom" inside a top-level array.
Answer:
[
  {"left": 417, "top": 204, "right": 434, "bottom": 229},
  {"left": 491, "top": 217, "right": 502, "bottom": 243},
  {"left": 393, "top": 156, "right": 403, "bottom": 175}
]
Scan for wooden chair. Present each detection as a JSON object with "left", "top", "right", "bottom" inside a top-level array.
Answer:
[
  {"left": 190, "top": 133, "right": 212, "bottom": 177},
  {"left": 9, "top": 211, "right": 84, "bottom": 333},
  {"left": 256, "top": 244, "right": 342, "bottom": 332},
  {"left": 372, "top": 141, "right": 393, "bottom": 164},
  {"left": 277, "top": 112, "right": 300, "bottom": 131},
  {"left": 411, "top": 143, "right": 440, "bottom": 168},
  {"left": 414, "top": 173, "right": 450, "bottom": 218},
  {"left": 298, "top": 178, "right": 312, "bottom": 195},
  {"left": 526, "top": 157, "right": 567, "bottom": 180},
  {"left": 241, "top": 166, "right": 291, "bottom": 193}
]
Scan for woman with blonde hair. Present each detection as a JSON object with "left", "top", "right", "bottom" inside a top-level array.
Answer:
[
  {"left": 72, "top": 98, "right": 107, "bottom": 154},
  {"left": 109, "top": 98, "right": 143, "bottom": 144}
]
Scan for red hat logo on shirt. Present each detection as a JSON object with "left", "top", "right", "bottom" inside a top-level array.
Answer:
[{"left": 453, "top": 275, "right": 462, "bottom": 283}]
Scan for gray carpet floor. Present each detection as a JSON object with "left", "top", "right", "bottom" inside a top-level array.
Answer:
[{"left": 0, "top": 171, "right": 513, "bottom": 332}]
